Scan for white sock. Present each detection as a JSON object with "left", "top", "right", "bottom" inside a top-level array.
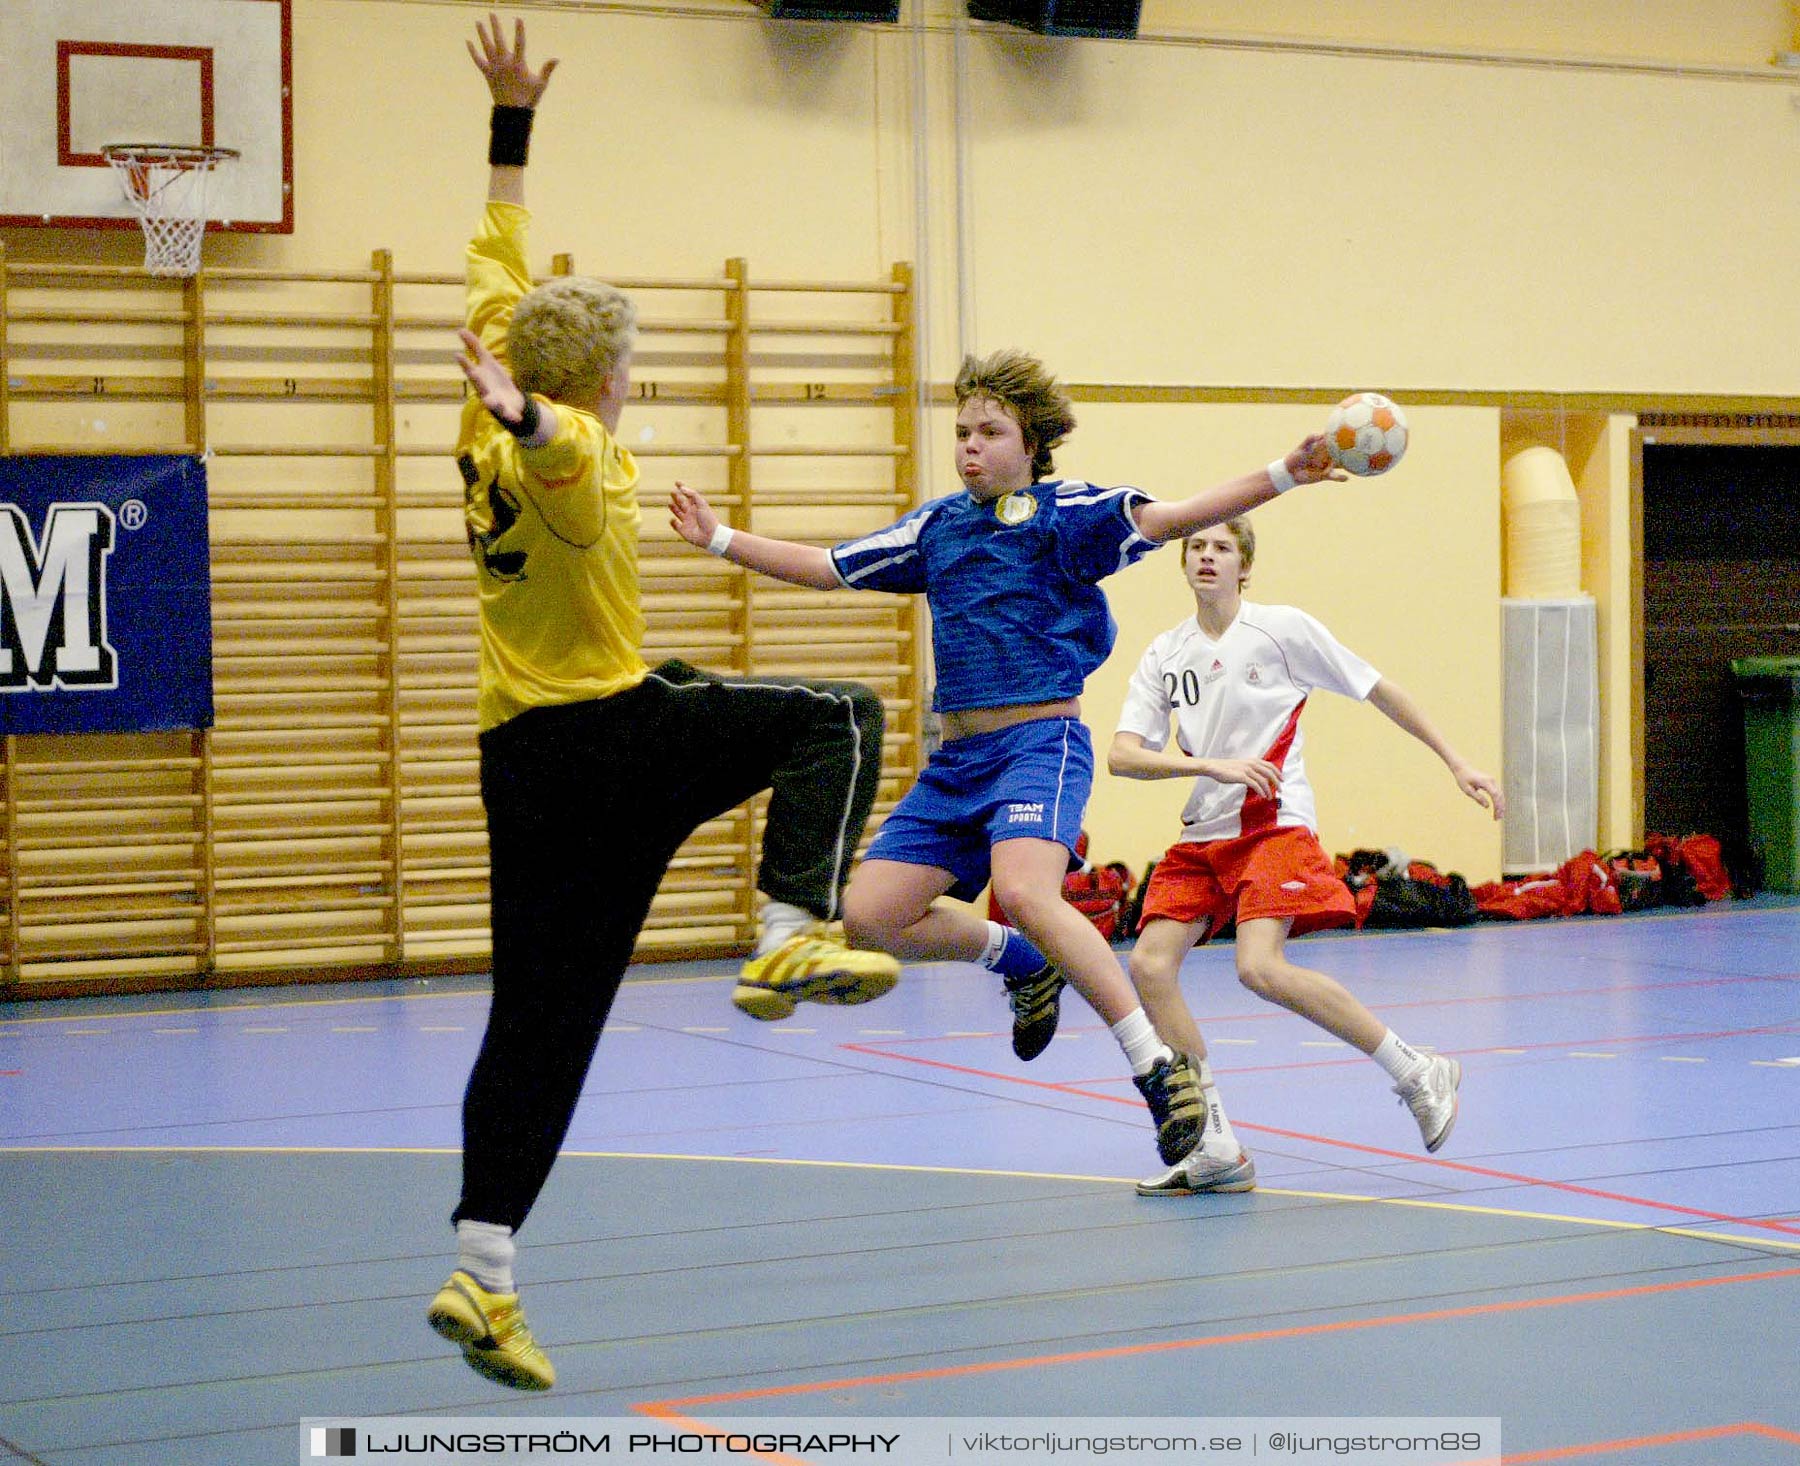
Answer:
[
  {"left": 1110, "top": 1008, "right": 1174, "bottom": 1077},
  {"left": 755, "top": 899, "right": 813, "bottom": 957},
  {"left": 456, "top": 1219, "right": 516, "bottom": 1294},
  {"left": 979, "top": 920, "right": 1010, "bottom": 968},
  {"left": 1371, "top": 1029, "right": 1431, "bottom": 1088},
  {"left": 1183, "top": 1055, "right": 1239, "bottom": 1149},
  {"left": 1201, "top": 1082, "right": 1238, "bottom": 1150}
]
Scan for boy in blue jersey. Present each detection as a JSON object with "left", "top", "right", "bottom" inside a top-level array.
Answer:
[{"left": 671, "top": 349, "right": 1342, "bottom": 1165}]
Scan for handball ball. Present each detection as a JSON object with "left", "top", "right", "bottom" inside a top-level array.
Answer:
[{"left": 1325, "top": 392, "right": 1408, "bottom": 476}]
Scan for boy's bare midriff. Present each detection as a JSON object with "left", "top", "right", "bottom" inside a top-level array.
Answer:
[{"left": 940, "top": 697, "right": 1080, "bottom": 742}]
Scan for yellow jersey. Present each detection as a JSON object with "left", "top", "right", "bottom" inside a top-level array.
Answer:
[{"left": 457, "top": 202, "right": 649, "bottom": 732}]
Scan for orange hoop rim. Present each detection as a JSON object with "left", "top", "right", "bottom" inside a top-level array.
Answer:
[{"left": 100, "top": 143, "right": 241, "bottom": 168}]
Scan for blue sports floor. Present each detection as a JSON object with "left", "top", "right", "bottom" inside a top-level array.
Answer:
[{"left": 2, "top": 901, "right": 1797, "bottom": 1464}]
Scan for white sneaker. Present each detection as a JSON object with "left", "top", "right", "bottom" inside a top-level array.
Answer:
[
  {"left": 1396, "top": 1055, "right": 1461, "bottom": 1153},
  {"left": 1135, "top": 1143, "right": 1257, "bottom": 1196}
]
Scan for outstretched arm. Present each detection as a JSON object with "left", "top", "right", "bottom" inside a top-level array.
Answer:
[
  {"left": 669, "top": 482, "right": 840, "bottom": 590},
  {"left": 455, "top": 328, "right": 555, "bottom": 446},
  {"left": 1133, "top": 435, "right": 1346, "bottom": 545},
  {"left": 1107, "top": 732, "right": 1283, "bottom": 797},
  {"left": 1365, "top": 678, "right": 1505, "bottom": 819},
  {"left": 468, "top": 13, "right": 559, "bottom": 206}
]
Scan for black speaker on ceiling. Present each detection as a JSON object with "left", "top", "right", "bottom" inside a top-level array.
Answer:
[
  {"left": 753, "top": 0, "right": 901, "bottom": 19},
  {"left": 966, "top": 0, "right": 1140, "bottom": 38}
]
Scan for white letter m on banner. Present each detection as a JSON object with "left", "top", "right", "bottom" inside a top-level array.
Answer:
[{"left": 0, "top": 503, "right": 118, "bottom": 689}]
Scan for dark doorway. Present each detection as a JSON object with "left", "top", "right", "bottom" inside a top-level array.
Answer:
[{"left": 1641, "top": 440, "right": 1800, "bottom": 879}]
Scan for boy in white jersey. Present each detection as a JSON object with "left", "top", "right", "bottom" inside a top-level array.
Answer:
[
  {"left": 672, "top": 350, "right": 1346, "bottom": 1169},
  {"left": 1111, "top": 518, "right": 1503, "bottom": 1195}
]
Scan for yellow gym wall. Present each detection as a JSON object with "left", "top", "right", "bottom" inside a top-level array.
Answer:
[{"left": 8, "top": 0, "right": 1797, "bottom": 908}]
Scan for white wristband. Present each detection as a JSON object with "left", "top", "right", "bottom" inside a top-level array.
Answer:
[
  {"left": 1267, "top": 457, "right": 1298, "bottom": 494},
  {"left": 706, "top": 523, "right": 735, "bottom": 557}
]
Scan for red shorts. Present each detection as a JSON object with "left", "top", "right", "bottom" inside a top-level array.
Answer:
[{"left": 1139, "top": 825, "right": 1355, "bottom": 941}]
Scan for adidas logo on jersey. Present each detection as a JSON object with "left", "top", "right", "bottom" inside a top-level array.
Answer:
[{"left": 1202, "top": 658, "right": 1226, "bottom": 685}]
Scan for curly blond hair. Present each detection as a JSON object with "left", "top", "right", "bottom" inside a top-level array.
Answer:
[
  {"left": 507, "top": 276, "right": 638, "bottom": 404},
  {"left": 954, "top": 349, "right": 1075, "bottom": 481}
]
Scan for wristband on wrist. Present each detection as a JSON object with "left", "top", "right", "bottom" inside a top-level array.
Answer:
[
  {"left": 1267, "top": 457, "right": 1298, "bottom": 494},
  {"left": 499, "top": 396, "right": 542, "bottom": 441},
  {"left": 489, "top": 105, "right": 535, "bottom": 167},
  {"left": 706, "top": 524, "right": 735, "bottom": 557}
]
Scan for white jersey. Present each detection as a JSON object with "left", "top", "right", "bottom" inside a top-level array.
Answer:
[{"left": 1115, "top": 601, "right": 1381, "bottom": 843}]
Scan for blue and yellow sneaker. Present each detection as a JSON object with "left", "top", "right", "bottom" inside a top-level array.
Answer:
[
  {"left": 1134, "top": 1052, "right": 1206, "bottom": 1164},
  {"left": 732, "top": 929, "right": 900, "bottom": 1021},
  {"left": 427, "top": 1270, "right": 555, "bottom": 1391},
  {"left": 1003, "top": 961, "right": 1066, "bottom": 1061}
]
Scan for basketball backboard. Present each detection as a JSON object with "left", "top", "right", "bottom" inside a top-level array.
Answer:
[{"left": 0, "top": 0, "right": 291, "bottom": 232}]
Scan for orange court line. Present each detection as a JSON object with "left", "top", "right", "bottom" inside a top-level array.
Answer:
[
  {"left": 636, "top": 1262, "right": 1800, "bottom": 1412},
  {"left": 1234, "top": 1118, "right": 1800, "bottom": 1239},
  {"left": 1494, "top": 1420, "right": 1800, "bottom": 1461},
  {"left": 839, "top": 1042, "right": 1095, "bottom": 1096},
  {"left": 845, "top": 1040, "right": 1800, "bottom": 1239}
]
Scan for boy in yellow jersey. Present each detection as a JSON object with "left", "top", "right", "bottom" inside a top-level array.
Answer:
[{"left": 427, "top": 15, "right": 897, "bottom": 1393}]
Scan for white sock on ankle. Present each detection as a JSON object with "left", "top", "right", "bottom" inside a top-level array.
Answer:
[
  {"left": 1110, "top": 1008, "right": 1173, "bottom": 1077},
  {"left": 456, "top": 1219, "right": 516, "bottom": 1294},
  {"left": 754, "top": 899, "right": 812, "bottom": 957},
  {"left": 1201, "top": 1083, "right": 1237, "bottom": 1149},
  {"left": 1371, "top": 1029, "right": 1430, "bottom": 1087}
]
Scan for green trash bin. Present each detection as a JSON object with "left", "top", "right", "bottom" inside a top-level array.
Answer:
[{"left": 1732, "top": 656, "right": 1800, "bottom": 893}]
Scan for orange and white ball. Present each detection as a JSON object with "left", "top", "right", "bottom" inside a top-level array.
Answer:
[{"left": 1325, "top": 392, "right": 1408, "bottom": 476}]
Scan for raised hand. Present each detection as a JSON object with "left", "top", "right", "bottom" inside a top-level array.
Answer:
[
  {"left": 455, "top": 328, "right": 529, "bottom": 427},
  {"left": 669, "top": 482, "right": 722, "bottom": 549},
  {"left": 468, "top": 13, "right": 559, "bottom": 108},
  {"left": 1283, "top": 434, "right": 1349, "bottom": 487}
]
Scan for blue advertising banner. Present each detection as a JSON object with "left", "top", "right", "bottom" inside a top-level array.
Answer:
[{"left": 0, "top": 454, "right": 213, "bottom": 734}]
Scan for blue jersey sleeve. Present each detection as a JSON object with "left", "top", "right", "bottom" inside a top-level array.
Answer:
[
  {"left": 1051, "top": 481, "right": 1160, "bottom": 583},
  {"left": 829, "top": 498, "right": 945, "bottom": 594}
]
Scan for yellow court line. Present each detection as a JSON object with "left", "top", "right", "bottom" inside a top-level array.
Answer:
[
  {"left": 0, "top": 968, "right": 729, "bottom": 1027},
  {"left": 3, "top": 1143, "right": 1796, "bottom": 1255}
]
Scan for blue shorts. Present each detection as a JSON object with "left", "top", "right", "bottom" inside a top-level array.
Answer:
[{"left": 865, "top": 717, "right": 1093, "bottom": 902}]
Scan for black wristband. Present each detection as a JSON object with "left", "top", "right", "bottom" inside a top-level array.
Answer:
[
  {"left": 489, "top": 105, "right": 534, "bottom": 167},
  {"left": 499, "top": 396, "right": 542, "bottom": 440}
]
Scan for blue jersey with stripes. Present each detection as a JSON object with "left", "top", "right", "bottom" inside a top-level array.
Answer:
[{"left": 829, "top": 479, "right": 1159, "bottom": 713}]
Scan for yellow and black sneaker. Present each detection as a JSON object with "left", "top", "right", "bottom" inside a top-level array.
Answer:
[
  {"left": 1134, "top": 1052, "right": 1206, "bottom": 1164},
  {"left": 732, "top": 929, "right": 900, "bottom": 1021},
  {"left": 1004, "top": 961, "right": 1066, "bottom": 1061},
  {"left": 427, "top": 1270, "right": 555, "bottom": 1392}
]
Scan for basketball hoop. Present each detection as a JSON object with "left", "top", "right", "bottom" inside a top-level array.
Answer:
[{"left": 101, "top": 143, "right": 239, "bottom": 278}]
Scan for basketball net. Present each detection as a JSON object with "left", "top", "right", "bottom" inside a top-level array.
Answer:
[{"left": 101, "top": 144, "right": 239, "bottom": 278}]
